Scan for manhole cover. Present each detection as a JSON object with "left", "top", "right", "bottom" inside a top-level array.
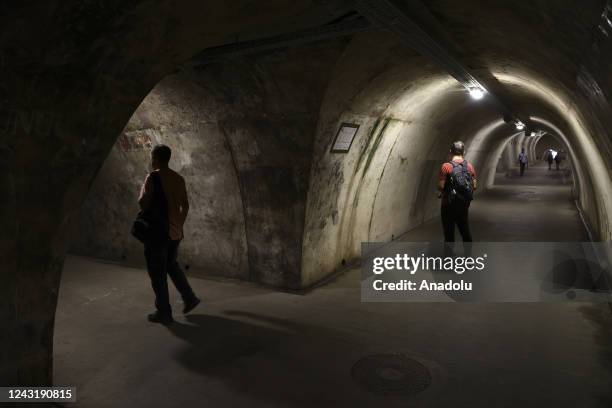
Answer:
[{"left": 351, "top": 354, "right": 432, "bottom": 395}]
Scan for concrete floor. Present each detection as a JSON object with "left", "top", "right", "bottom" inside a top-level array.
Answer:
[{"left": 55, "top": 164, "right": 612, "bottom": 407}]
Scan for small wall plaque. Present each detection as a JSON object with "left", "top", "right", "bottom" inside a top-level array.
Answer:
[{"left": 331, "top": 123, "right": 359, "bottom": 153}]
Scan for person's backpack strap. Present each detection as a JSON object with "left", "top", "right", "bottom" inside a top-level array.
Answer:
[
  {"left": 150, "top": 171, "right": 168, "bottom": 207},
  {"left": 151, "top": 171, "right": 169, "bottom": 237},
  {"left": 150, "top": 170, "right": 161, "bottom": 190},
  {"left": 150, "top": 171, "right": 169, "bottom": 199},
  {"left": 446, "top": 161, "right": 457, "bottom": 182},
  {"left": 131, "top": 172, "right": 163, "bottom": 244}
]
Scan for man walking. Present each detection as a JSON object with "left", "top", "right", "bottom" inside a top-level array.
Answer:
[
  {"left": 438, "top": 141, "right": 477, "bottom": 242},
  {"left": 139, "top": 144, "right": 200, "bottom": 324},
  {"left": 518, "top": 148, "right": 528, "bottom": 176}
]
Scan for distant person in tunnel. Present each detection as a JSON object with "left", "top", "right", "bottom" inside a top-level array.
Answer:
[
  {"left": 438, "top": 141, "right": 477, "bottom": 242},
  {"left": 138, "top": 144, "right": 200, "bottom": 324},
  {"left": 518, "top": 148, "right": 528, "bottom": 176},
  {"left": 546, "top": 149, "right": 554, "bottom": 170},
  {"left": 554, "top": 149, "right": 563, "bottom": 170}
]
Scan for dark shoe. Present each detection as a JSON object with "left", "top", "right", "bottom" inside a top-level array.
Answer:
[
  {"left": 183, "top": 297, "right": 201, "bottom": 314},
  {"left": 148, "top": 312, "right": 174, "bottom": 325}
]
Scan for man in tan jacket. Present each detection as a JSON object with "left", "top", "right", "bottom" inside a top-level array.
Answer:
[{"left": 139, "top": 144, "right": 200, "bottom": 324}]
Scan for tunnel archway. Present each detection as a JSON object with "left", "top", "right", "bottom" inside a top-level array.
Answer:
[
  {"left": 0, "top": 0, "right": 359, "bottom": 386},
  {"left": 70, "top": 38, "right": 350, "bottom": 289},
  {"left": 4, "top": 0, "right": 612, "bottom": 394},
  {"left": 301, "top": 30, "right": 612, "bottom": 286}
]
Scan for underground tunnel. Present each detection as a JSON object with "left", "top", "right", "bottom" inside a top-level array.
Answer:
[{"left": 2, "top": 1, "right": 612, "bottom": 407}]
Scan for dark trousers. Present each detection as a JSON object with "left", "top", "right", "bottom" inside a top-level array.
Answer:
[
  {"left": 520, "top": 163, "right": 526, "bottom": 176},
  {"left": 441, "top": 202, "right": 472, "bottom": 242},
  {"left": 144, "top": 239, "right": 196, "bottom": 316}
]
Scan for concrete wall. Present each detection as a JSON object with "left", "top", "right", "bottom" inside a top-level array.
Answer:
[
  {"left": 72, "top": 41, "right": 347, "bottom": 287},
  {"left": 497, "top": 136, "right": 518, "bottom": 174},
  {"left": 72, "top": 75, "right": 249, "bottom": 279},
  {"left": 301, "top": 33, "right": 510, "bottom": 286}
]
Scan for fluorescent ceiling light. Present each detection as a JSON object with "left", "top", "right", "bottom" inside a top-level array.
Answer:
[{"left": 469, "top": 87, "right": 485, "bottom": 100}]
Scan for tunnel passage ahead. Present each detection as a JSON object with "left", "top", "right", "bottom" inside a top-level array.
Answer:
[
  {"left": 54, "top": 164, "right": 612, "bottom": 407},
  {"left": 400, "top": 162, "right": 587, "bottom": 242}
]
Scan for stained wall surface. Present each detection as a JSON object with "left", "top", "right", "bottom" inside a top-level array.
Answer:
[
  {"left": 72, "top": 41, "right": 347, "bottom": 285},
  {"left": 72, "top": 75, "right": 249, "bottom": 279}
]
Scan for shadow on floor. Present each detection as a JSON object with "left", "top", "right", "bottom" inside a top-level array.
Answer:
[
  {"left": 165, "top": 313, "right": 357, "bottom": 406},
  {"left": 166, "top": 314, "right": 288, "bottom": 367}
]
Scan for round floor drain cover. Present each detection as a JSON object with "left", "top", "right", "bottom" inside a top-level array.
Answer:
[{"left": 351, "top": 354, "right": 432, "bottom": 395}]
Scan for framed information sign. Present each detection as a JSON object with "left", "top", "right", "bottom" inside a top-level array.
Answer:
[{"left": 330, "top": 123, "right": 359, "bottom": 153}]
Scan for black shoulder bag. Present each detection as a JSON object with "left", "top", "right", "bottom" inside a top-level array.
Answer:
[{"left": 131, "top": 172, "right": 169, "bottom": 244}]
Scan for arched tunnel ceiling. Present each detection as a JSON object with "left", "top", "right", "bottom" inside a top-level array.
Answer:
[
  {"left": 425, "top": 0, "right": 604, "bottom": 107},
  {"left": 299, "top": 0, "right": 612, "bottom": 283},
  {"left": 71, "top": 1, "right": 612, "bottom": 287}
]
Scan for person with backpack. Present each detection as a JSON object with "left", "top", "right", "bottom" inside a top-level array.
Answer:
[
  {"left": 518, "top": 148, "right": 528, "bottom": 176},
  {"left": 137, "top": 145, "right": 200, "bottom": 324},
  {"left": 438, "top": 141, "right": 477, "bottom": 242}
]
